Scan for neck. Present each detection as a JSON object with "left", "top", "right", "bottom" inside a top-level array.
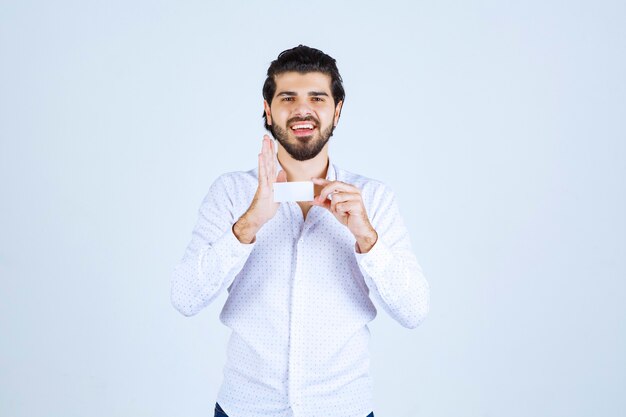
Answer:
[{"left": 276, "top": 143, "right": 329, "bottom": 182}]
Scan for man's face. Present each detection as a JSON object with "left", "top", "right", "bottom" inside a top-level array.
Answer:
[{"left": 264, "top": 71, "right": 343, "bottom": 161}]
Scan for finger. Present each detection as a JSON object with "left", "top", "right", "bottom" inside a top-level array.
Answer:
[
  {"left": 263, "top": 137, "right": 272, "bottom": 184},
  {"left": 329, "top": 192, "right": 359, "bottom": 212},
  {"left": 311, "top": 193, "right": 332, "bottom": 210},
  {"left": 311, "top": 178, "right": 331, "bottom": 200},
  {"left": 260, "top": 137, "right": 269, "bottom": 184},
  {"left": 267, "top": 138, "right": 275, "bottom": 180},
  {"left": 269, "top": 139, "right": 276, "bottom": 181},
  {"left": 316, "top": 182, "right": 356, "bottom": 203},
  {"left": 332, "top": 201, "right": 350, "bottom": 223},
  {"left": 263, "top": 135, "right": 271, "bottom": 159},
  {"left": 261, "top": 135, "right": 268, "bottom": 153},
  {"left": 335, "top": 200, "right": 360, "bottom": 216},
  {"left": 315, "top": 183, "right": 340, "bottom": 203},
  {"left": 264, "top": 152, "right": 271, "bottom": 185},
  {"left": 330, "top": 192, "right": 359, "bottom": 203},
  {"left": 258, "top": 153, "right": 267, "bottom": 187},
  {"left": 311, "top": 177, "right": 330, "bottom": 186},
  {"left": 330, "top": 196, "right": 339, "bottom": 213},
  {"left": 330, "top": 193, "right": 357, "bottom": 213}
]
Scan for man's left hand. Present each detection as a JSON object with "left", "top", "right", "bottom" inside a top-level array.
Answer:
[{"left": 311, "top": 178, "right": 378, "bottom": 253}]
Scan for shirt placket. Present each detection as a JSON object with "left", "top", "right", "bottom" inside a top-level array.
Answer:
[{"left": 286, "top": 201, "right": 305, "bottom": 414}]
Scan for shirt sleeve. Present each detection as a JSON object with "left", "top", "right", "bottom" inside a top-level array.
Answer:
[
  {"left": 354, "top": 185, "right": 430, "bottom": 328},
  {"left": 170, "top": 175, "right": 255, "bottom": 317}
]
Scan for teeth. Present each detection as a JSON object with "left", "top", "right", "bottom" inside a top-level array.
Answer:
[{"left": 292, "top": 123, "right": 314, "bottom": 130}]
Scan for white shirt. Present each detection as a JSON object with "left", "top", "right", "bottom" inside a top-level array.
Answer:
[{"left": 171, "top": 157, "right": 430, "bottom": 417}]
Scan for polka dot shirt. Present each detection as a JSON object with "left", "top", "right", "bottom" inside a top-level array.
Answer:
[{"left": 171, "top": 157, "right": 430, "bottom": 417}]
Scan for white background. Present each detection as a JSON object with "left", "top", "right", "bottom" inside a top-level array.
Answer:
[{"left": 1, "top": 1, "right": 624, "bottom": 416}]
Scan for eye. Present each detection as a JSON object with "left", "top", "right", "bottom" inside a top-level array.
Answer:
[
  {"left": 281, "top": 97, "right": 295, "bottom": 102},
  {"left": 312, "top": 97, "right": 324, "bottom": 102}
]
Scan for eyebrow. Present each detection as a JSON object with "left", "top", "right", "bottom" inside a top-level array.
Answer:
[{"left": 276, "top": 91, "right": 330, "bottom": 97}]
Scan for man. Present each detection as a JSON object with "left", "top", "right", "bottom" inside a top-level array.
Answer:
[{"left": 171, "top": 45, "right": 430, "bottom": 417}]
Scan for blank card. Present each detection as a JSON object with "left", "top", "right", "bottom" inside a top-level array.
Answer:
[{"left": 273, "top": 181, "right": 314, "bottom": 202}]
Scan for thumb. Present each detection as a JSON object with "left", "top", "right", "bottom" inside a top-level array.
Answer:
[{"left": 276, "top": 170, "right": 287, "bottom": 183}]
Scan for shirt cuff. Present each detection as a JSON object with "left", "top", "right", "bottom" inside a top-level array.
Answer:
[{"left": 354, "top": 236, "right": 393, "bottom": 279}]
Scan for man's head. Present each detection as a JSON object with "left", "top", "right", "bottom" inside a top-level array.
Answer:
[{"left": 262, "top": 45, "right": 345, "bottom": 161}]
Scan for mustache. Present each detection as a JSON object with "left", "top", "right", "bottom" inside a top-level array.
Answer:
[{"left": 287, "top": 115, "right": 319, "bottom": 125}]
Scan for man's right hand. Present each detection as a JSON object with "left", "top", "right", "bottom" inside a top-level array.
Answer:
[{"left": 233, "top": 135, "right": 286, "bottom": 243}]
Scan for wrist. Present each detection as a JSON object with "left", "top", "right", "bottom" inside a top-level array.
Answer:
[
  {"left": 355, "top": 228, "right": 378, "bottom": 254},
  {"left": 233, "top": 213, "right": 261, "bottom": 244}
]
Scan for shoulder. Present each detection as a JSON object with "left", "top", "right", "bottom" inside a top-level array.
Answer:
[
  {"left": 211, "top": 168, "right": 257, "bottom": 188},
  {"left": 203, "top": 168, "right": 257, "bottom": 202},
  {"left": 334, "top": 164, "right": 395, "bottom": 200},
  {"left": 333, "top": 165, "right": 404, "bottom": 227}
]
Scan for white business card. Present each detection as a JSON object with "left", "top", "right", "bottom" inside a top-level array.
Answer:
[{"left": 273, "top": 181, "right": 314, "bottom": 202}]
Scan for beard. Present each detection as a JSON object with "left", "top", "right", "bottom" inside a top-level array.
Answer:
[{"left": 270, "top": 116, "right": 335, "bottom": 161}]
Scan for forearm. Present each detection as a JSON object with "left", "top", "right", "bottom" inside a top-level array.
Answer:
[
  {"left": 171, "top": 226, "right": 254, "bottom": 316},
  {"left": 171, "top": 149, "right": 277, "bottom": 317},
  {"left": 356, "top": 239, "right": 430, "bottom": 328},
  {"left": 232, "top": 213, "right": 262, "bottom": 244}
]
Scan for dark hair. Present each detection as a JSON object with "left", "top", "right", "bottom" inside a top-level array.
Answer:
[{"left": 262, "top": 45, "right": 345, "bottom": 130}]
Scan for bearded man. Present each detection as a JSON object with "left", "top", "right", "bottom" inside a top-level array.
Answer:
[{"left": 171, "top": 45, "right": 430, "bottom": 417}]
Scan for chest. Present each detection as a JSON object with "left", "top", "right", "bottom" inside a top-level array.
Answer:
[{"left": 297, "top": 202, "right": 313, "bottom": 220}]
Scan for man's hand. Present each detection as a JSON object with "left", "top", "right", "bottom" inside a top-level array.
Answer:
[
  {"left": 233, "top": 135, "right": 286, "bottom": 243},
  {"left": 311, "top": 178, "right": 378, "bottom": 253}
]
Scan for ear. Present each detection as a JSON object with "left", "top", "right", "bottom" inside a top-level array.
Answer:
[
  {"left": 264, "top": 100, "right": 272, "bottom": 125},
  {"left": 333, "top": 100, "right": 343, "bottom": 127}
]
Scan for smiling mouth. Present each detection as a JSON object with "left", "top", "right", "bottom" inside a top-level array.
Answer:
[{"left": 290, "top": 122, "right": 316, "bottom": 137}]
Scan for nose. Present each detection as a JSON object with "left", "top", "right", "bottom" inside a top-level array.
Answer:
[{"left": 293, "top": 100, "right": 313, "bottom": 118}]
